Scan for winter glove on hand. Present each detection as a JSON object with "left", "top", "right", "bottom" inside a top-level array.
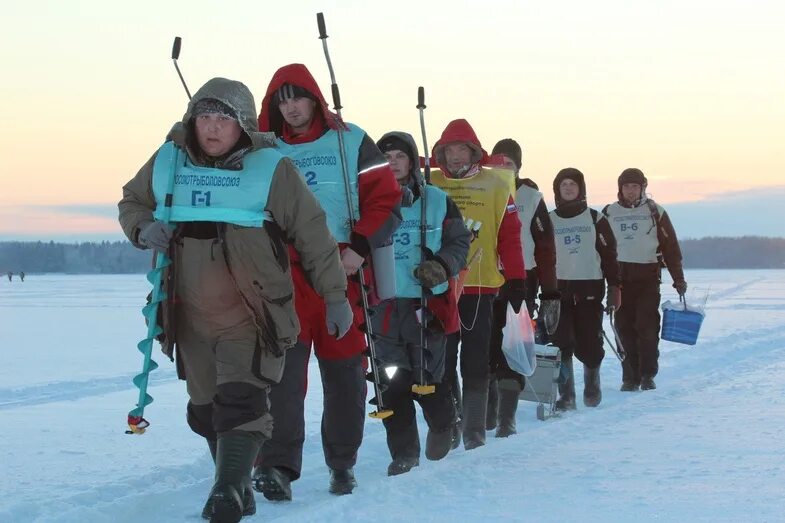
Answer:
[
  {"left": 606, "top": 285, "right": 622, "bottom": 312},
  {"left": 138, "top": 221, "right": 173, "bottom": 253},
  {"left": 673, "top": 279, "right": 688, "bottom": 296},
  {"left": 503, "top": 278, "right": 526, "bottom": 314},
  {"left": 325, "top": 298, "right": 354, "bottom": 340},
  {"left": 414, "top": 259, "right": 448, "bottom": 289},
  {"left": 538, "top": 289, "right": 562, "bottom": 336}
]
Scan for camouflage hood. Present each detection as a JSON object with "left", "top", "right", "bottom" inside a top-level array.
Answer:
[{"left": 166, "top": 77, "right": 277, "bottom": 161}]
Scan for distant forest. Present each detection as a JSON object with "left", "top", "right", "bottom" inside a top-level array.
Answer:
[{"left": 1, "top": 237, "right": 784, "bottom": 274}]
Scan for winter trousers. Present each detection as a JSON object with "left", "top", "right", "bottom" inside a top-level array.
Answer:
[
  {"left": 256, "top": 343, "right": 366, "bottom": 480},
  {"left": 553, "top": 294, "right": 605, "bottom": 370},
  {"left": 617, "top": 280, "right": 662, "bottom": 383},
  {"left": 371, "top": 298, "right": 455, "bottom": 460},
  {"left": 175, "top": 237, "right": 277, "bottom": 442},
  {"left": 445, "top": 294, "right": 496, "bottom": 384}
]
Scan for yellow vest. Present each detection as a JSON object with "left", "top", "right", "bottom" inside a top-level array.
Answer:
[{"left": 431, "top": 166, "right": 515, "bottom": 288}]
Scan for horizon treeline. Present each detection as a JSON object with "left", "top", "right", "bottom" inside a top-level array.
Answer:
[{"left": 1, "top": 237, "right": 784, "bottom": 274}]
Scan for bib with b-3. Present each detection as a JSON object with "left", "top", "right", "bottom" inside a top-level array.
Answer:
[{"left": 393, "top": 185, "right": 449, "bottom": 298}]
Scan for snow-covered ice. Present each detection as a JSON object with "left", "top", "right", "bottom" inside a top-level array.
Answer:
[{"left": 2, "top": 271, "right": 784, "bottom": 522}]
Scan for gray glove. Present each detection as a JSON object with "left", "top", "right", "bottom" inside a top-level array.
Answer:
[
  {"left": 414, "top": 259, "right": 448, "bottom": 289},
  {"left": 325, "top": 298, "right": 354, "bottom": 340},
  {"left": 138, "top": 220, "right": 173, "bottom": 253}
]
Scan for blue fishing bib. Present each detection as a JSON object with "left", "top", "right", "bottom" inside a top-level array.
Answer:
[
  {"left": 276, "top": 124, "right": 364, "bottom": 242},
  {"left": 151, "top": 141, "right": 280, "bottom": 227},
  {"left": 394, "top": 185, "right": 449, "bottom": 298}
]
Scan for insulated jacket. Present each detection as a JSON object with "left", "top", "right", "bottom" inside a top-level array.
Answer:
[
  {"left": 118, "top": 78, "right": 346, "bottom": 370},
  {"left": 430, "top": 119, "right": 525, "bottom": 295},
  {"left": 377, "top": 131, "right": 471, "bottom": 334},
  {"left": 258, "top": 64, "right": 401, "bottom": 258}
]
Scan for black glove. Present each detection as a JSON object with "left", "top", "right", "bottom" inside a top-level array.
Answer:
[
  {"left": 137, "top": 220, "right": 173, "bottom": 253},
  {"left": 414, "top": 259, "right": 448, "bottom": 289},
  {"left": 673, "top": 279, "right": 687, "bottom": 296},
  {"left": 538, "top": 289, "right": 561, "bottom": 335},
  {"left": 503, "top": 278, "right": 526, "bottom": 314}
]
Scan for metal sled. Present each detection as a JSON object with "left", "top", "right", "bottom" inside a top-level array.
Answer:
[{"left": 520, "top": 344, "right": 562, "bottom": 420}]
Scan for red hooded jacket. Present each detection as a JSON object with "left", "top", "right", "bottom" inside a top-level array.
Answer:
[
  {"left": 432, "top": 119, "right": 526, "bottom": 294},
  {"left": 258, "top": 64, "right": 401, "bottom": 256}
]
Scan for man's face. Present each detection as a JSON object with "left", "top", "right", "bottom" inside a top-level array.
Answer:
[
  {"left": 621, "top": 183, "right": 643, "bottom": 204},
  {"left": 279, "top": 96, "right": 316, "bottom": 133},
  {"left": 194, "top": 113, "right": 243, "bottom": 157},
  {"left": 444, "top": 143, "right": 474, "bottom": 175},
  {"left": 383, "top": 149, "right": 412, "bottom": 183},
  {"left": 559, "top": 179, "right": 581, "bottom": 202},
  {"left": 500, "top": 155, "right": 519, "bottom": 175}
]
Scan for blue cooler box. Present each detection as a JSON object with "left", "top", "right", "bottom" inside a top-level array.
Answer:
[{"left": 661, "top": 301, "right": 704, "bottom": 345}]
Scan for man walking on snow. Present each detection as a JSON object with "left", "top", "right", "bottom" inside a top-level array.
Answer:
[
  {"left": 429, "top": 119, "right": 526, "bottom": 450},
  {"left": 486, "top": 138, "right": 558, "bottom": 438},
  {"left": 603, "top": 168, "right": 686, "bottom": 391},
  {"left": 373, "top": 131, "right": 470, "bottom": 475},
  {"left": 254, "top": 63, "right": 401, "bottom": 499}
]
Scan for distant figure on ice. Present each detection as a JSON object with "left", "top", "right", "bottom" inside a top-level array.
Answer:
[
  {"left": 550, "top": 168, "right": 620, "bottom": 410},
  {"left": 118, "top": 77, "right": 350, "bottom": 522},
  {"left": 19, "top": 271, "right": 25, "bottom": 282},
  {"left": 6, "top": 271, "right": 12, "bottom": 282},
  {"left": 603, "top": 168, "right": 687, "bottom": 392}
]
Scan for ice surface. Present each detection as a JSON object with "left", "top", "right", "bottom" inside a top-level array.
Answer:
[{"left": 2, "top": 271, "right": 784, "bottom": 522}]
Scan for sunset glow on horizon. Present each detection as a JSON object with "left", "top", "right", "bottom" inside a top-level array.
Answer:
[{"left": 2, "top": 0, "right": 783, "bottom": 239}]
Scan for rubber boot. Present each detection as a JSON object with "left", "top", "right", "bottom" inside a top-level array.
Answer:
[
  {"left": 495, "top": 378, "right": 522, "bottom": 438},
  {"left": 640, "top": 376, "right": 656, "bottom": 390},
  {"left": 583, "top": 364, "right": 602, "bottom": 407},
  {"left": 555, "top": 358, "right": 576, "bottom": 411},
  {"left": 486, "top": 377, "right": 498, "bottom": 431},
  {"left": 202, "top": 440, "right": 256, "bottom": 520},
  {"left": 620, "top": 381, "right": 640, "bottom": 392},
  {"left": 204, "top": 432, "right": 261, "bottom": 523},
  {"left": 387, "top": 456, "right": 420, "bottom": 476},
  {"left": 252, "top": 466, "right": 292, "bottom": 502},
  {"left": 328, "top": 468, "right": 357, "bottom": 495},
  {"left": 425, "top": 426, "right": 453, "bottom": 461},
  {"left": 461, "top": 378, "right": 489, "bottom": 450}
]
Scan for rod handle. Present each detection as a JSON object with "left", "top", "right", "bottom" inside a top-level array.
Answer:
[
  {"left": 171, "top": 37, "right": 182, "bottom": 60},
  {"left": 317, "top": 12, "right": 327, "bottom": 39},
  {"left": 417, "top": 86, "right": 426, "bottom": 109}
]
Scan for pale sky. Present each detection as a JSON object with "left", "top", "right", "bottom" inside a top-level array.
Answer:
[{"left": 1, "top": 0, "right": 783, "bottom": 239}]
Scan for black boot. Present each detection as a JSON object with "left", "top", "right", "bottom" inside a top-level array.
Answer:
[
  {"left": 387, "top": 456, "right": 419, "bottom": 476},
  {"left": 555, "top": 358, "right": 576, "bottom": 411},
  {"left": 204, "top": 432, "right": 261, "bottom": 523},
  {"left": 620, "top": 381, "right": 640, "bottom": 392},
  {"left": 486, "top": 377, "right": 498, "bottom": 431},
  {"left": 202, "top": 440, "right": 256, "bottom": 520},
  {"left": 461, "top": 378, "right": 489, "bottom": 450},
  {"left": 425, "top": 425, "right": 453, "bottom": 461},
  {"left": 640, "top": 376, "right": 657, "bottom": 390},
  {"left": 328, "top": 468, "right": 357, "bottom": 495},
  {"left": 495, "top": 379, "right": 521, "bottom": 438},
  {"left": 252, "top": 466, "right": 292, "bottom": 501},
  {"left": 583, "top": 365, "right": 602, "bottom": 407}
]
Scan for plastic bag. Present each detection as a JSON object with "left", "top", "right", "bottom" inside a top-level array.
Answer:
[{"left": 501, "top": 303, "right": 537, "bottom": 376}]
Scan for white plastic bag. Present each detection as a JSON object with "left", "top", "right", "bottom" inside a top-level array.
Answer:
[{"left": 501, "top": 303, "right": 537, "bottom": 376}]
